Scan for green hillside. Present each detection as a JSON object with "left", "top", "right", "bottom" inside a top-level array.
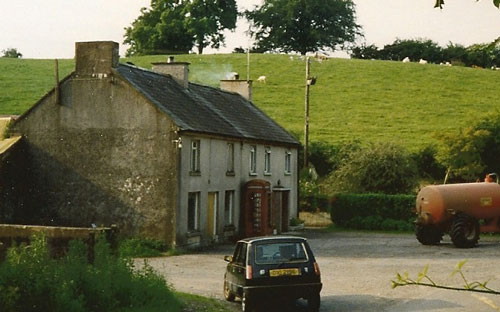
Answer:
[{"left": 1, "top": 54, "right": 499, "bottom": 150}]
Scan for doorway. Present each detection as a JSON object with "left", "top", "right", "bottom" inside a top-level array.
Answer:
[
  {"left": 207, "top": 192, "right": 219, "bottom": 241},
  {"left": 273, "top": 189, "right": 290, "bottom": 233}
]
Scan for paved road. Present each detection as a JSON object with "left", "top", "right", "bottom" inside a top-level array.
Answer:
[{"left": 145, "top": 230, "right": 500, "bottom": 311}]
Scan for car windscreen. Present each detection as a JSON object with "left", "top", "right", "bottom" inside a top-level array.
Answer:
[{"left": 254, "top": 241, "right": 309, "bottom": 264}]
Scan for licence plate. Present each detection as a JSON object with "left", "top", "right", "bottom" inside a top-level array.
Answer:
[{"left": 269, "top": 268, "right": 300, "bottom": 277}]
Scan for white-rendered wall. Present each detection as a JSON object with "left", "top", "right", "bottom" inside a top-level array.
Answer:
[{"left": 177, "top": 134, "right": 298, "bottom": 246}]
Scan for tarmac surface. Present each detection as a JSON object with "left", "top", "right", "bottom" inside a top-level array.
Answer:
[{"left": 145, "top": 230, "right": 500, "bottom": 311}]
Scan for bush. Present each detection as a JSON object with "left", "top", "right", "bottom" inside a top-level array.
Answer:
[
  {"left": 330, "top": 193, "right": 415, "bottom": 231},
  {"left": 411, "top": 145, "right": 446, "bottom": 182},
  {"left": 325, "top": 142, "right": 418, "bottom": 195},
  {"left": 0, "top": 235, "right": 181, "bottom": 312}
]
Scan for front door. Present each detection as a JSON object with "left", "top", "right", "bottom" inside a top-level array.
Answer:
[{"left": 207, "top": 192, "right": 218, "bottom": 240}]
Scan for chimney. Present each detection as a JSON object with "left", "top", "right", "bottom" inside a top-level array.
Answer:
[
  {"left": 220, "top": 74, "right": 253, "bottom": 101},
  {"left": 152, "top": 56, "right": 190, "bottom": 89},
  {"left": 75, "top": 41, "right": 119, "bottom": 77}
]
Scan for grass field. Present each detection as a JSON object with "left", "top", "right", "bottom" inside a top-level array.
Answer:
[{"left": 1, "top": 54, "right": 499, "bottom": 151}]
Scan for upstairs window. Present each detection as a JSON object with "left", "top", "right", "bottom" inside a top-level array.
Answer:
[
  {"left": 285, "top": 151, "right": 292, "bottom": 174},
  {"left": 264, "top": 147, "right": 271, "bottom": 175},
  {"left": 190, "top": 140, "right": 200, "bottom": 173},
  {"left": 227, "top": 143, "right": 234, "bottom": 174},
  {"left": 249, "top": 145, "right": 257, "bottom": 175}
]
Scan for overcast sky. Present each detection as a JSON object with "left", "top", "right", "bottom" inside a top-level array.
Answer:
[{"left": 0, "top": 0, "right": 499, "bottom": 58}]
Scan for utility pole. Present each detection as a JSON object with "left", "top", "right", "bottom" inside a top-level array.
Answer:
[
  {"left": 304, "top": 57, "right": 317, "bottom": 168},
  {"left": 304, "top": 57, "right": 311, "bottom": 168}
]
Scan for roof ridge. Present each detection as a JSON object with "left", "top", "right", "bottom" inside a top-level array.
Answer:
[{"left": 119, "top": 63, "right": 170, "bottom": 79}]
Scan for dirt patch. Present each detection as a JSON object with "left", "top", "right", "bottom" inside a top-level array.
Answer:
[{"left": 299, "top": 211, "right": 332, "bottom": 227}]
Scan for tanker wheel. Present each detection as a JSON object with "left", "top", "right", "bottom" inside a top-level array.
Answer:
[
  {"left": 450, "top": 214, "right": 480, "bottom": 248},
  {"left": 415, "top": 224, "right": 443, "bottom": 245}
]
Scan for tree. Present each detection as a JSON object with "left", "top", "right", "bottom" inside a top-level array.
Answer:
[
  {"left": 124, "top": 0, "right": 194, "bottom": 56},
  {"left": 184, "top": 0, "right": 237, "bottom": 54},
  {"left": 1, "top": 48, "right": 22, "bottom": 58},
  {"left": 245, "top": 0, "right": 362, "bottom": 55},
  {"left": 435, "top": 113, "right": 500, "bottom": 183},
  {"left": 436, "top": 127, "right": 489, "bottom": 183},
  {"left": 123, "top": 0, "right": 237, "bottom": 56},
  {"left": 434, "top": 0, "right": 500, "bottom": 8}
]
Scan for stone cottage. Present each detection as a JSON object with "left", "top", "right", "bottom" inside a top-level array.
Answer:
[{"left": 0, "top": 41, "right": 300, "bottom": 247}]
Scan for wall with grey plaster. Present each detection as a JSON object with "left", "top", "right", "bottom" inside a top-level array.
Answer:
[{"left": 11, "top": 75, "right": 179, "bottom": 245}]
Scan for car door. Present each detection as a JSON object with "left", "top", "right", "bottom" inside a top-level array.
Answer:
[{"left": 228, "top": 242, "right": 248, "bottom": 296}]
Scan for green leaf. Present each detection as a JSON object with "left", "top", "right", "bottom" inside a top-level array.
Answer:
[
  {"left": 495, "top": 0, "right": 500, "bottom": 8},
  {"left": 422, "top": 264, "right": 429, "bottom": 276},
  {"left": 456, "top": 260, "right": 468, "bottom": 270}
]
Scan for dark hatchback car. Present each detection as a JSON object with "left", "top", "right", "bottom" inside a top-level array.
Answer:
[{"left": 223, "top": 236, "right": 322, "bottom": 312}]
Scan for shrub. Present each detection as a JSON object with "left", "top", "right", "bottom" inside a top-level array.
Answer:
[
  {"left": 325, "top": 142, "right": 418, "bottom": 195},
  {"left": 330, "top": 193, "right": 415, "bottom": 231},
  {"left": 0, "top": 234, "right": 181, "bottom": 312},
  {"left": 411, "top": 145, "right": 446, "bottom": 182}
]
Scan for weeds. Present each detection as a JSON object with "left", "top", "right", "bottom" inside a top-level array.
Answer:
[{"left": 0, "top": 234, "right": 181, "bottom": 312}]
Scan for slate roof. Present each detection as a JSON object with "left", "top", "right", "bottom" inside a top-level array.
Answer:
[{"left": 115, "top": 64, "right": 299, "bottom": 146}]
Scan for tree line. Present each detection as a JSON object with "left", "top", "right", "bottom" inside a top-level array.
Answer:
[
  {"left": 351, "top": 38, "right": 500, "bottom": 68},
  {"left": 123, "top": 0, "right": 361, "bottom": 56},
  {"left": 124, "top": 0, "right": 499, "bottom": 57}
]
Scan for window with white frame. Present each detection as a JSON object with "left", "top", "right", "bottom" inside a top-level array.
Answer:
[
  {"left": 285, "top": 151, "right": 292, "bottom": 174},
  {"left": 224, "top": 190, "right": 234, "bottom": 226},
  {"left": 249, "top": 145, "right": 257, "bottom": 175},
  {"left": 188, "top": 192, "right": 200, "bottom": 231},
  {"left": 227, "top": 143, "right": 234, "bottom": 174},
  {"left": 264, "top": 146, "right": 271, "bottom": 175},
  {"left": 190, "top": 140, "right": 200, "bottom": 173}
]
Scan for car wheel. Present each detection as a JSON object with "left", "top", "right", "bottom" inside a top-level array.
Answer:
[
  {"left": 241, "top": 292, "right": 253, "bottom": 312},
  {"left": 223, "top": 280, "right": 235, "bottom": 302},
  {"left": 308, "top": 293, "right": 320, "bottom": 312}
]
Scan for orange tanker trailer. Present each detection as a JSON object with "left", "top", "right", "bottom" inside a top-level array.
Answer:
[{"left": 415, "top": 180, "right": 500, "bottom": 248}]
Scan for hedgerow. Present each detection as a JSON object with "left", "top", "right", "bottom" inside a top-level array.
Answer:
[{"left": 330, "top": 193, "right": 416, "bottom": 231}]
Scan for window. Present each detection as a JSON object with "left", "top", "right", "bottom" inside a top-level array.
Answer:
[
  {"left": 226, "top": 143, "right": 234, "bottom": 174},
  {"left": 264, "top": 147, "right": 271, "bottom": 175},
  {"left": 249, "top": 145, "right": 257, "bottom": 175},
  {"left": 233, "top": 242, "right": 248, "bottom": 266},
  {"left": 190, "top": 140, "right": 200, "bottom": 173},
  {"left": 254, "top": 242, "right": 308, "bottom": 264},
  {"left": 224, "top": 191, "right": 235, "bottom": 226},
  {"left": 188, "top": 192, "right": 200, "bottom": 231},
  {"left": 285, "top": 151, "right": 292, "bottom": 174}
]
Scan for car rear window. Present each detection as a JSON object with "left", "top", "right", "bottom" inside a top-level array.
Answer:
[{"left": 254, "top": 241, "right": 309, "bottom": 264}]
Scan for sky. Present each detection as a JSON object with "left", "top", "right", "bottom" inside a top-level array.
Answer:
[{"left": 0, "top": 0, "right": 499, "bottom": 59}]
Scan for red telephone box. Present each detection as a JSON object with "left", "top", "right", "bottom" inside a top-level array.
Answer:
[{"left": 242, "top": 180, "right": 273, "bottom": 237}]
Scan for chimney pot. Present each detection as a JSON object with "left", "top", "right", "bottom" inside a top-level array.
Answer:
[
  {"left": 220, "top": 79, "right": 253, "bottom": 101},
  {"left": 152, "top": 60, "right": 190, "bottom": 89}
]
